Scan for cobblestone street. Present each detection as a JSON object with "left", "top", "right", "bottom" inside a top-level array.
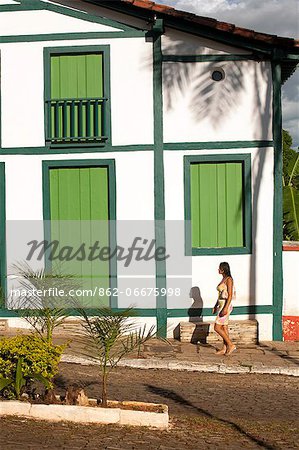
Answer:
[{"left": 1, "top": 364, "right": 298, "bottom": 449}]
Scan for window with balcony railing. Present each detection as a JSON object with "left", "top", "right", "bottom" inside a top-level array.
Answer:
[{"left": 45, "top": 51, "right": 109, "bottom": 145}]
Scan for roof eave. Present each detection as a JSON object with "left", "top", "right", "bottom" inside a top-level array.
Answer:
[{"left": 86, "top": 0, "right": 299, "bottom": 83}]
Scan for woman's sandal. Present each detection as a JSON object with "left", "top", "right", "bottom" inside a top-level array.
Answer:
[{"left": 225, "top": 345, "right": 237, "bottom": 356}]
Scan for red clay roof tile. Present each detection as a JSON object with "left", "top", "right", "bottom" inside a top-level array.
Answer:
[
  {"left": 96, "top": 0, "right": 299, "bottom": 49},
  {"left": 110, "top": 0, "right": 299, "bottom": 49}
]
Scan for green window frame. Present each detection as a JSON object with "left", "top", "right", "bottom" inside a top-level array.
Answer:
[
  {"left": 42, "top": 159, "right": 117, "bottom": 308},
  {"left": 184, "top": 154, "right": 252, "bottom": 255},
  {"left": 44, "top": 45, "right": 111, "bottom": 147}
]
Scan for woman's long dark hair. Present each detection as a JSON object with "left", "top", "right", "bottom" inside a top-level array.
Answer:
[{"left": 219, "top": 262, "right": 232, "bottom": 278}]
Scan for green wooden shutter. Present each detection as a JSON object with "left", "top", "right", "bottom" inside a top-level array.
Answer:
[
  {"left": 49, "top": 166, "right": 110, "bottom": 307},
  {"left": 190, "top": 162, "right": 244, "bottom": 248},
  {"left": 50, "top": 54, "right": 103, "bottom": 140},
  {"left": 51, "top": 54, "right": 103, "bottom": 99}
]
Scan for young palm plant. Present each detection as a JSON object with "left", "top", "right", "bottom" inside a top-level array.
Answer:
[
  {"left": 77, "top": 307, "right": 159, "bottom": 407},
  {"left": 10, "top": 261, "right": 80, "bottom": 344}
]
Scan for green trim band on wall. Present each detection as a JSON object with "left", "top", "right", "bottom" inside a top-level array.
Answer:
[
  {"left": 164, "top": 141, "right": 274, "bottom": 150},
  {"left": 162, "top": 54, "right": 256, "bottom": 62},
  {"left": 153, "top": 24, "right": 167, "bottom": 338},
  {"left": 0, "top": 305, "right": 274, "bottom": 319},
  {"left": 0, "top": 308, "right": 158, "bottom": 318},
  {"left": 0, "top": 31, "right": 146, "bottom": 44},
  {"left": 184, "top": 153, "right": 252, "bottom": 256},
  {"left": 0, "top": 163, "right": 6, "bottom": 307},
  {"left": 0, "top": 3, "right": 40, "bottom": 13},
  {"left": 0, "top": 145, "right": 154, "bottom": 155},
  {"left": 0, "top": 50, "right": 1, "bottom": 148},
  {"left": 283, "top": 54, "right": 299, "bottom": 60},
  {"left": 63, "top": 308, "right": 157, "bottom": 317},
  {"left": 42, "top": 158, "right": 117, "bottom": 309},
  {"left": 272, "top": 59, "right": 283, "bottom": 341},
  {"left": 167, "top": 305, "right": 274, "bottom": 317},
  {"left": 43, "top": 45, "right": 112, "bottom": 147},
  {"left": 0, "top": 141, "right": 273, "bottom": 155}
]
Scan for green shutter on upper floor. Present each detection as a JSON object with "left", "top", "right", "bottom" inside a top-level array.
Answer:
[
  {"left": 50, "top": 53, "right": 104, "bottom": 140},
  {"left": 51, "top": 54, "right": 103, "bottom": 99},
  {"left": 190, "top": 162, "right": 244, "bottom": 248}
]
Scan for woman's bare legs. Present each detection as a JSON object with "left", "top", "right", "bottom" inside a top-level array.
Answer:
[
  {"left": 214, "top": 324, "right": 234, "bottom": 353},
  {"left": 215, "top": 325, "right": 230, "bottom": 354},
  {"left": 222, "top": 325, "right": 236, "bottom": 354}
]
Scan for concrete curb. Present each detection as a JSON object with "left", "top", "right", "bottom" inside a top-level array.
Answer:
[
  {"left": 0, "top": 400, "right": 169, "bottom": 429},
  {"left": 61, "top": 355, "right": 299, "bottom": 377}
]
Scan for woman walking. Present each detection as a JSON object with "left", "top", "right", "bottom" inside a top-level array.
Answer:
[{"left": 212, "top": 262, "right": 236, "bottom": 356}]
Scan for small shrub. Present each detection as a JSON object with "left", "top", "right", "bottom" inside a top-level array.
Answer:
[
  {"left": 0, "top": 357, "right": 52, "bottom": 399},
  {"left": 0, "top": 335, "right": 65, "bottom": 398}
]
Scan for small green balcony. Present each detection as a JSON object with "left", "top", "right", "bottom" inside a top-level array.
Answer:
[{"left": 45, "top": 97, "right": 108, "bottom": 144}]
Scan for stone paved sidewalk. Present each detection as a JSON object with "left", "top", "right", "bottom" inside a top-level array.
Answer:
[
  {"left": 2, "top": 327, "right": 298, "bottom": 376},
  {"left": 60, "top": 337, "right": 299, "bottom": 376}
]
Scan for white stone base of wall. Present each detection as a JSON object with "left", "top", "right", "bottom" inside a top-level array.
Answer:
[{"left": 179, "top": 320, "right": 258, "bottom": 345}]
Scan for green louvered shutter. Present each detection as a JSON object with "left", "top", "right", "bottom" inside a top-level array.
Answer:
[
  {"left": 190, "top": 162, "right": 244, "bottom": 248},
  {"left": 49, "top": 167, "right": 110, "bottom": 307},
  {"left": 50, "top": 54, "right": 104, "bottom": 140}
]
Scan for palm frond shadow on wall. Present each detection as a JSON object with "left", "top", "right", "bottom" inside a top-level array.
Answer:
[{"left": 163, "top": 59, "right": 245, "bottom": 127}]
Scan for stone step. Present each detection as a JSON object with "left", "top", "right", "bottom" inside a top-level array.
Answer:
[
  {"left": 179, "top": 320, "right": 258, "bottom": 345},
  {"left": 53, "top": 319, "right": 85, "bottom": 335}
]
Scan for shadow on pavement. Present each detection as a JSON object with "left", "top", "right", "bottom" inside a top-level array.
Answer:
[
  {"left": 147, "top": 384, "right": 276, "bottom": 450},
  {"left": 259, "top": 342, "right": 299, "bottom": 366}
]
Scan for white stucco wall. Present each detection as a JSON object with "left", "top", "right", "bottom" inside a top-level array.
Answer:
[
  {"left": 1, "top": 152, "right": 154, "bottom": 221},
  {"left": 164, "top": 147, "right": 274, "bottom": 313},
  {"left": 40, "top": 0, "right": 150, "bottom": 31},
  {"left": 162, "top": 28, "right": 251, "bottom": 55},
  {"left": 283, "top": 250, "right": 299, "bottom": 316},
  {"left": 0, "top": 10, "right": 123, "bottom": 35},
  {"left": 162, "top": 60, "right": 272, "bottom": 142},
  {"left": 1, "top": 151, "right": 156, "bottom": 309},
  {"left": 0, "top": 0, "right": 18, "bottom": 5},
  {"left": 0, "top": 37, "right": 153, "bottom": 148}
]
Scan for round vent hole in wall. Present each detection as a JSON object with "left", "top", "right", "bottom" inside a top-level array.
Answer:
[{"left": 211, "top": 69, "right": 225, "bottom": 82}]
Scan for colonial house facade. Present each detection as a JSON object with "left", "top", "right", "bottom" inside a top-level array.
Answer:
[{"left": 0, "top": 0, "right": 298, "bottom": 340}]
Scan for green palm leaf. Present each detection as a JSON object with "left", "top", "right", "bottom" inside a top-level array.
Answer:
[
  {"left": 32, "top": 373, "right": 52, "bottom": 390},
  {"left": 0, "top": 378, "right": 13, "bottom": 391},
  {"left": 283, "top": 186, "right": 299, "bottom": 240},
  {"left": 15, "top": 357, "right": 26, "bottom": 398}
]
